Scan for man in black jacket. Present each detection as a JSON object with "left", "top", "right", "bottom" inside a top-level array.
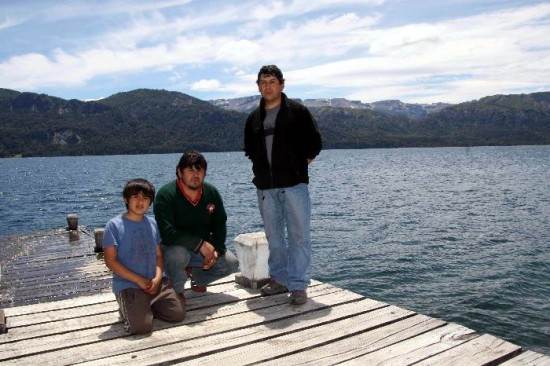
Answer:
[{"left": 244, "top": 65, "right": 322, "bottom": 305}]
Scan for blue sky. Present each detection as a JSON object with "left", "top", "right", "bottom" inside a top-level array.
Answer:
[{"left": 1, "top": 0, "right": 549, "bottom": 104}]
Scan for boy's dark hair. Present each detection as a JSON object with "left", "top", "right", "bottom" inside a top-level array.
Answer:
[
  {"left": 256, "top": 65, "right": 284, "bottom": 84},
  {"left": 122, "top": 178, "right": 155, "bottom": 208},
  {"left": 177, "top": 150, "right": 207, "bottom": 175}
]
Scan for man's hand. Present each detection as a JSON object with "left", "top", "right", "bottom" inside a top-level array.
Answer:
[{"left": 199, "top": 241, "right": 219, "bottom": 270}]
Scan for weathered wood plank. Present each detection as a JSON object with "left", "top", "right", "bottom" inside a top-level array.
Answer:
[
  {"left": 6, "top": 299, "right": 119, "bottom": 329},
  {"left": 235, "top": 315, "right": 446, "bottom": 366},
  {"left": 76, "top": 295, "right": 383, "bottom": 366},
  {"left": 337, "top": 322, "right": 479, "bottom": 365},
  {"left": 183, "top": 307, "right": 425, "bottom": 366},
  {"left": 3, "top": 292, "right": 115, "bottom": 317},
  {"left": 2, "top": 280, "right": 256, "bottom": 340},
  {"left": 414, "top": 333, "right": 522, "bottom": 365},
  {"left": 4, "top": 281, "right": 238, "bottom": 329},
  {"left": 5, "top": 249, "right": 96, "bottom": 265},
  {"left": 0, "top": 270, "right": 287, "bottom": 310},
  {"left": 0, "top": 279, "right": 112, "bottom": 307},
  {"left": 501, "top": 350, "right": 550, "bottom": 366},
  {"left": 1, "top": 273, "right": 111, "bottom": 294},
  {"left": 1, "top": 259, "right": 106, "bottom": 281},
  {"left": 2, "top": 286, "right": 364, "bottom": 365}
]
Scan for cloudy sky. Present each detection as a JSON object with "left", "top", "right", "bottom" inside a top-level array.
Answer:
[{"left": 1, "top": 0, "right": 549, "bottom": 104}]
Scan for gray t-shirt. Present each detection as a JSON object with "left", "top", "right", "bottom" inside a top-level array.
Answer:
[{"left": 263, "top": 105, "right": 280, "bottom": 166}]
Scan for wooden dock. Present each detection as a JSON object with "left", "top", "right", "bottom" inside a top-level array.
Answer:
[{"left": 1, "top": 227, "right": 549, "bottom": 365}]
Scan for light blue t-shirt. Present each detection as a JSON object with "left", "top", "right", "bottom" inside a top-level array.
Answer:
[{"left": 103, "top": 214, "right": 161, "bottom": 292}]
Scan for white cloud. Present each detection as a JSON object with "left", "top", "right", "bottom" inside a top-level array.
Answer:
[
  {"left": 190, "top": 79, "right": 221, "bottom": 92},
  {"left": 0, "top": 0, "right": 548, "bottom": 103},
  {"left": 0, "top": 15, "right": 23, "bottom": 30},
  {"left": 282, "top": 3, "right": 550, "bottom": 103}
]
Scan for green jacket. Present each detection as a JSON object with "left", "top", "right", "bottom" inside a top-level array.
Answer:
[{"left": 153, "top": 180, "right": 227, "bottom": 254}]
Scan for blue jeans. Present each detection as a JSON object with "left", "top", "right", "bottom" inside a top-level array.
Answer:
[
  {"left": 257, "top": 183, "right": 311, "bottom": 291},
  {"left": 161, "top": 244, "right": 239, "bottom": 294}
]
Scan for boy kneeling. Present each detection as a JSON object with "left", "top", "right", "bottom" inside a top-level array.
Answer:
[{"left": 103, "top": 178, "right": 185, "bottom": 334}]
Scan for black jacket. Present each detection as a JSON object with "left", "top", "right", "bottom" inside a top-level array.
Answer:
[{"left": 244, "top": 93, "right": 322, "bottom": 189}]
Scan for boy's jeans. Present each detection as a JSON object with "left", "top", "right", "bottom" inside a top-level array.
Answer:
[{"left": 257, "top": 183, "right": 312, "bottom": 292}]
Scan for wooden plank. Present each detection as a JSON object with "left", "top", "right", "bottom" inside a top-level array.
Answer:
[
  {"left": 5, "top": 281, "right": 240, "bottom": 328},
  {"left": 336, "top": 322, "right": 479, "bottom": 365},
  {"left": 1, "top": 260, "right": 105, "bottom": 280},
  {"left": 4, "top": 245, "right": 94, "bottom": 265},
  {"left": 3, "top": 292, "right": 115, "bottom": 317},
  {"left": 2, "top": 274, "right": 111, "bottom": 295},
  {"left": 2, "top": 273, "right": 111, "bottom": 294},
  {"left": 414, "top": 333, "right": 522, "bottom": 365},
  {"left": 0, "top": 283, "right": 335, "bottom": 347},
  {"left": 75, "top": 296, "right": 385, "bottom": 366},
  {"left": 0, "top": 279, "right": 112, "bottom": 307},
  {"left": 186, "top": 308, "right": 429, "bottom": 366},
  {"left": 3, "top": 281, "right": 335, "bottom": 338},
  {"left": 500, "top": 350, "right": 550, "bottom": 366},
  {"left": 241, "top": 315, "right": 446, "bottom": 366},
  {"left": 1, "top": 286, "right": 265, "bottom": 359},
  {"left": 5, "top": 249, "right": 95, "bottom": 263},
  {"left": 2, "top": 287, "right": 366, "bottom": 365},
  {"left": 6, "top": 299, "right": 119, "bottom": 328},
  {"left": 0, "top": 290, "right": 110, "bottom": 309},
  {"left": 0, "top": 310, "right": 120, "bottom": 346},
  {"left": 2, "top": 281, "right": 252, "bottom": 339},
  {"left": 0, "top": 234, "right": 108, "bottom": 308},
  {"left": 1, "top": 259, "right": 107, "bottom": 281}
]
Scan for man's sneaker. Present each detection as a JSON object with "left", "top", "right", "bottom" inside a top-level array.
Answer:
[
  {"left": 289, "top": 290, "right": 307, "bottom": 305},
  {"left": 186, "top": 266, "right": 207, "bottom": 292},
  {"left": 260, "top": 279, "right": 288, "bottom": 296}
]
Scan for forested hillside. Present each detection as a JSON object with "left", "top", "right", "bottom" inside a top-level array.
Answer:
[{"left": 0, "top": 88, "right": 548, "bottom": 158}]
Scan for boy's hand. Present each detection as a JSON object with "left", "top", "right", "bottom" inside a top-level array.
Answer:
[
  {"left": 145, "top": 276, "right": 162, "bottom": 294},
  {"left": 137, "top": 278, "right": 151, "bottom": 291}
]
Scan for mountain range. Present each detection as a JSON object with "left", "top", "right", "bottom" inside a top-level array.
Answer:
[
  {"left": 211, "top": 95, "right": 451, "bottom": 120},
  {"left": 0, "top": 88, "right": 549, "bottom": 158}
]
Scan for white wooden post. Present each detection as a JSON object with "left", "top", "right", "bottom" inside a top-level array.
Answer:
[{"left": 233, "top": 232, "right": 270, "bottom": 289}]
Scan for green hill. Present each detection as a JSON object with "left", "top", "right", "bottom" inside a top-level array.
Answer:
[{"left": 0, "top": 88, "right": 548, "bottom": 157}]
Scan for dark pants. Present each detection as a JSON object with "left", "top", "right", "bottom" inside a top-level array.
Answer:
[{"left": 115, "top": 277, "right": 185, "bottom": 334}]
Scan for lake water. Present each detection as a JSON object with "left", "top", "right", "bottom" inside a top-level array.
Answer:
[{"left": 0, "top": 146, "right": 549, "bottom": 354}]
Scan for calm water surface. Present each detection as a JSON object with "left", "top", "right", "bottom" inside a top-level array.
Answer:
[{"left": 0, "top": 146, "right": 549, "bottom": 354}]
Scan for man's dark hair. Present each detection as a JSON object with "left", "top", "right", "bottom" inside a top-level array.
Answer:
[
  {"left": 177, "top": 150, "right": 208, "bottom": 174},
  {"left": 122, "top": 178, "right": 155, "bottom": 207},
  {"left": 256, "top": 65, "right": 284, "bottom": 84}
]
